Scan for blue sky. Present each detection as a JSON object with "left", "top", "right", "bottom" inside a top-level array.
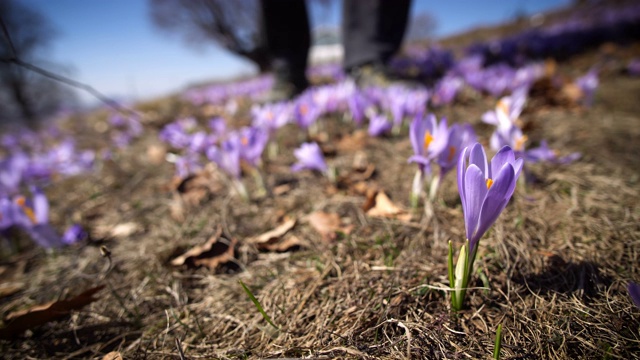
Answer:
[{"left": 23, "top": 0, "right": 571, "bottom": 105}]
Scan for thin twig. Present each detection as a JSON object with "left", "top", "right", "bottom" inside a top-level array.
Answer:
[{"left": 0, "top": 14, "right": 138, "bottom": 115}]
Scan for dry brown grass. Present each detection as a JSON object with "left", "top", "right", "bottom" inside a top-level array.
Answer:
[{"left": 2, "top": 34, "right": 640, "bottom": 360}]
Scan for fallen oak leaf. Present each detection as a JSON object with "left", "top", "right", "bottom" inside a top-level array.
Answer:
[
  {"left": 0, "top": 283, "right": 24, "bottom": 298},
  {"left": 257, "top": 235, "right": 303, "bottom": 252},
  {"left": 307, "top": 211, "right": 353, "bottom": 242},
  {"left": 173, "top": 165, "right": 223, "bottom": 207},
  {"left": 336, "top": 130, "right": 368, "bottom": 152},
  {"left": 171, "top": 229, "right": 237, "bottom": 270},
  {"left": 110, "top": 222, "right": 142, "bottom": 238},
  {"left": 248, "top": 218, "right": 297, "bottom": 251},
  {"left": 272, "top": 183, "right": 292, "bottom": 196},
  {"left": 0, "top": 261, "right": 27, "bottom": 298},
  {"left": 102, "top": 352, "right": 124, "bottom": 360},
  {"left": 0, "top": 285, "right": 105, "bottom": 339},
  {"left": 366, "top": 191, "right": 412, "bottom": 223}
]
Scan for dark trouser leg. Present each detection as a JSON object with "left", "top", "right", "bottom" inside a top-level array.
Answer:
[
  {"left": 342, "top": 0, "right": 412, "bottom": 72},
  {"left": 261, "top": 0, "right": 310, "bottom": 91}
]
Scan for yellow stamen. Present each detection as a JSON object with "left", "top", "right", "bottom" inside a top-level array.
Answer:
[
  {"left": 241, "top": 136, "right": 249, "bottom": 146},
  {"left": 300, "top": 104, "right": 308, "bottom": 116},
  {"left": 266, "top": 111, "right": 274, "bottom": 120},
  {"left": 515, "top": 135, "right": 528, "bottom": 151},
  {"left": 423, "top": 131, "right": 433, "bottom": 149},
  {"left": 497, "top": 99, "right": 509, "bottom": 116},
  {"left": 15, "top": 196, "right": 36, "bottom": 223},
  {"left": 486, "top": 178, "right": 494, "bottom": 189}
]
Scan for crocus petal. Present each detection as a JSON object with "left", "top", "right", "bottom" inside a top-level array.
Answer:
[
  {"left": 473, "top": 163, "right": 515, "bottom": 247},
  {"left": 628, "top": 282, "right": 640, "bottom": 309},
  {"left": 490, "top": 146, "right": 515, "bottom": 179},
  {"left": 511, "top": 158, "right": 524, "bottom": 182},
  {"left": 29, "top": 224, "right": 63, "bottom": 249},
  {"left": 409, "top": 116, "right": 426, "bottom": 156},
  {"left": 32, "top": 188, "right": 49, "bottom": 225},
  {"left": 457, "top": 147, "right": 468, "bottom": 215},
  {"left": 408, "top": 155, "right": 431, "bottom": 167},
  {"left": 481, "top": 111, "right": 499, "bottom": 126},
  {"left": 463, "top": 164, "right": 487, "bottom": 242},
  {"left": 62, "top": 224, "right": 86, "bottom": 245},
  {"left": 468, "top": 143, "right": 488, "bottom": 177}
]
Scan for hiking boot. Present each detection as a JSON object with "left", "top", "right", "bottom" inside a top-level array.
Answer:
[
  {"left": 262, "top": 77, "right": 309, "bottom": 103},
  {"left": 349, "top": 63, "right": 392, "bottom": 88},
  {"left": 350, "top": 62, "right": 421, "bottom": 89}
]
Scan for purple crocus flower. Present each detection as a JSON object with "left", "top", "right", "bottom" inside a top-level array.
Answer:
[
  {"left": 0, "top": 196, "right": 21, "bottom": 230},
  {"left": 0, "top": 152, "right": 29, "bottom": 196},
  {"left": 408, "top": 114, "right": 449, "bottom": 173},
  {"left": 291, "top": 142, "right": 327, "bottom": 173},
  {"left": 208, "top": 117, "right": 227, "bottom": 138},
  {"left": 13, "top": 188, "right": 65, "bottom": 248},
  {"left": 457, "top": 143, "right": 523, "bottom": 250},
  {"left": 628, "top": 282, "right": 640, "bottom": 309},
  {"left": 206, "top": 139, "right": 241, "bottom": 179},
  {"left": 575, "top": 67, "right": 599, "bottom": 107},
  {"left": 159, "top": 117, "right": 198, "bottom": 149},
  {"left": 174, "top": 153, "right": 203, "bottom": 178},
  {"left": 251, "top": 102, "right": 291, "bottom": 133},
  {"left": 437, "top": 123, "right": 477, "bottom": 176},
  {"left": 232, "top": 126, "right": 269, "bottom": 167},
  {"left": 294, "top": 95, "right": 322, "bottom": 129},
  {"left": 109, "top": 113, "right": 143, "bottom": 147},
  {"left": 348, "top": 91, "right": 370, "bottom": 126},
  {"left": 385, "top": 86, "right": 428, "bottom": 128},
  {"left": 187, "top": 131, "right": 210, "bottom": 155},
  {"left": 368, "top": 114, "right": 392, "bottom": 137},
  {"left": 524, "top": 140, "right": 581, "bottom": 164},
  {"left": 431, "top": 75, "right": 463, "bottom": 107},
  {"left": 628, "top": 59, "right": 640, "bottom": 76},
  {"left": 62, "top": 224, "right": 87, "bottom": 245},
  {"left": 45, "top": 140, "right": 95, "bottom": 176},
  {"left": 482, "top": 86, "right": 528, "bottom": 132},
  {"left": 490, "top": 126, "right": 528, "bottom": 155}
]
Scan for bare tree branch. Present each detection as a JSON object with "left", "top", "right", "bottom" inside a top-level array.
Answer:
[
  {"left": 0, "top": 2, "right": 137, "bottom": 119},
  {"left": 149, "top": 0, "right": 271, "bottom": 72}
]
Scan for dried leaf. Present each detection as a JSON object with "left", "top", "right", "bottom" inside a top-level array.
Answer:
[
  {"left": 366, "top": 191, "right": 412, "bottom": 223},
  {"left": 102, "top": 352, "right": 124, "bottom": 360},
  {"left": 336, "top": 130, "right": 368, "bottom": 152},
  {"left": 169, "top": 193, "right": 185, "bottom": 222},
  {"left": 0, "top": 283, "right": 24, "bottom": 298},
  {"left": 307, "top": 211, "right": 353, "bottom": 242},
  {"left": 0, "top": 285, "right": 105, "bottom": 339},
  {"left": 146, "top": 144, "right": 166, "bottom": 165},
  {"left": 110, "top": 222, "right": 142, "bottom": 238},
  {"left": 264, "top": 235, "right": 303, "bottom": 252},
  {"left": 0, "top": 261, "right": 26, "bottom": 298},
  {"left": 337, "top": 153, "right": 376, "bottom": 191},
  {"left": 560, "top": 82, "right": 583, "bottom": 104},
  {"left": 249, "top": 218, "right": 297, "bottom": 251},
  {"left": 174, "top": 167, "right": 222, "bottom": 207},
  {"left": 272, "top": 183, "right": 292, "bottom": 196},
  {"left": 171, "top": 228, "right": 236, "bottom": 270}
]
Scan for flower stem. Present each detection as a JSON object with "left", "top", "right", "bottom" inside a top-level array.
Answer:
[
  {"left": 252, "top": 169, "right": 267, "bottom": 197},
  {"left": 428, "top": 172, "right": 442, "bottom": 202},
  {"left": 233, "top": 179, "right": 249, "bottom": 201},
  {"left": 410, "top": 169, "right": 424, "bottom": 209},
  {"left": 267, "top": 141, "right": 279, "bottom": 161},
  {"left": 493, "top": 324, "right": 503, "bottom": 359},
  {"left": 326, "top": 166, "right": 337, "bottom": 184}
]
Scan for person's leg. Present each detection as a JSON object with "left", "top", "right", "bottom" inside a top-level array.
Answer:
[
  {"left": 342, "top": 0, "right": 412, "bottom": 72},
  {"left": 261, "top": 0, "right": 310, "bottom": 94}
]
